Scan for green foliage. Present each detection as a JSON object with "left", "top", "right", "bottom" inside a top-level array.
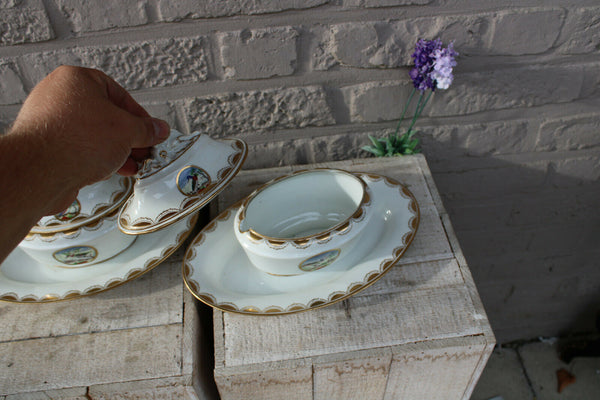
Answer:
[
  {"left": 361, "top": 131, "right": 421, "bottom": 157},
  {"left": 361, "top": 88, "right": 430, "bottom": 158}
]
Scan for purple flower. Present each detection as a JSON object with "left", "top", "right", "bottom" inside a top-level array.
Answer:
[
  {"left": 432, "top": 42, "right": 458, "bottom": 89},
  {"left": 410, "top": 39, "right": 458, "bottom": 91}
]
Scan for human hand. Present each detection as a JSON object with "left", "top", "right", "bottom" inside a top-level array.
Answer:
[
  {"left": 0, "top": 66, "right": 170, "bottom": 263},
  {"left": 11, "top": 65, "right": 169, "bottom": 182},
  {"left": 8, "top": 65, "right": 170, "bottom": 213}
]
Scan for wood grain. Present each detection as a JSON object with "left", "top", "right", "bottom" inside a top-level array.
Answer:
[{"left": 211, "top": 155, "right": 495, "bottom": 399}]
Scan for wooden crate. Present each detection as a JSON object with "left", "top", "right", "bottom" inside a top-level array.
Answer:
[
  {"left": 0, "top": 221, "right": 218, "bottom": 399},
  {"left": 209, "top": 155, "right": 495, "bottom": 400}
]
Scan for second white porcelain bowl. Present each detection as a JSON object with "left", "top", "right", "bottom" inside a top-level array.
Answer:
[
  {"left": 234, "top": 169, "right": 373, "bottom": 276},
  {"left": 20, "top": 212, "right": 136, "bottom": 268}
]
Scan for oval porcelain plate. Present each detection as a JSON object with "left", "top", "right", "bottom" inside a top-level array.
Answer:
[
  {"left": 0, "top": 213, "right": 198, "bottom": 303},
  {"left": 183, "top": 173, "right": 419, "bottom": 315}
]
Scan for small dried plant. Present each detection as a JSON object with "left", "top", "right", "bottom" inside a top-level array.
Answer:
[{"left": 362, "top": 39, "right": 458, "bottom": 157}]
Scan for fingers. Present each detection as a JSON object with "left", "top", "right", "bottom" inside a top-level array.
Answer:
[
  {"left": 140, "top": 117, "right": 170, "bottom": 148},
  {"left": 117, "top": 157, "right": 139, "bottom": 176}
]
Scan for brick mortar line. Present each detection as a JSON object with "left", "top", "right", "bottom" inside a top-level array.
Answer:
[{"left": 2, "top": 4, "right": 600, "bottom": 58}]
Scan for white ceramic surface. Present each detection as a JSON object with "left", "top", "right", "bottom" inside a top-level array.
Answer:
[
  {"left": 0, "top": 213, "right": 198, "bottom": 303},
  {"left": 234, "top": 169, "right": 373, "bottom": 276},
  {"left": 32, "top": 175, "right": 132, "bottom": 234},
  {"left": 19, "top": 213, "right": 136, "bottom": 268},
  {"left": 118, "top": 130, "right": 247, "bottom": 235},
  {"left": 183, "top": 173, "right": 419, "bottom": 315}
]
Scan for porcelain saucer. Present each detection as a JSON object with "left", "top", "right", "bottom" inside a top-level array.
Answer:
[
  {"left": 183, "top": 173, "right": 419, "bottom": 315},
  {"left": 0, "top": 213, "right": 198, "bottom": 303}
]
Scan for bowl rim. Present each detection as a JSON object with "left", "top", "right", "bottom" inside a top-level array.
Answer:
[
  {"left": 236, "top": 168, "right": 370, "bottom": 246},
  {"left": 29, "top": 177, "right": 133, "bottom": 235},
  {"left": 118, "top": 136, "right": 248, "bottom": 235}
]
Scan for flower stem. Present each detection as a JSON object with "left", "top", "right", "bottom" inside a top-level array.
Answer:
[
  {"left": 406, "top": 90, "right": 433, "bottom": 138},
  {"left": 393, "top": 88, "right": 416, "bottom": 138}
]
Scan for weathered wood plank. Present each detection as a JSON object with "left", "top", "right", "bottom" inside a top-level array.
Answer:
[
  {"left": 0, "top": 254, "right": 184, "bottom": 343},
  {"left": 0, "top": 324, "right": 183, "bottom": 395},
  {"left": 87, "top": 376, "right": 194, "bottom": 399},
  {"left": 415, "top": 154, "right": 448, "bottom": 216},
  {"left": 221, "top": 282, "right": 482, "bottom": 367},
  {"left": 383, "top": 336, "right": 488, "bottom": 400},
  {"left": 440, "top": 213, "right": 496, "bottom": 397},
  {"left": 352, "top": 258, "right": 463, "bottom": 298},
  {"left": 214, "top": 359, "right": 313, "bottom": 400},
  {"left": 3, "top": 377, "right": 201, "bottom": 400},
  {"left": 182, "top": 288, "right": 198, "bottom": 377},
  {"left": 313, "top": 348, "right": 392, "bottom": 400},
  {"left": 5, "top": 388, "right": 87, "bottom": 400}
]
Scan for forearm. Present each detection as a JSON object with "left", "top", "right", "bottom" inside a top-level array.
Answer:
[
  {"left": 0, "top": 129, "right": 77, "bottom": 262},
  {"left": 0, "top": 66, "right": 169, "bottom": 263}
]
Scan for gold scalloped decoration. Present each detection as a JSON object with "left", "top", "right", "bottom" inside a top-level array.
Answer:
[
  {"left": 1, "top": 213, "right": 198, "bottom": 303},
  {"left": 238, "top": 170, "right": 372, "bottom": 250},
  {"left": 34, "top": 177, "right": 132, "bottom": 232},
  {"left": 120, "top": 140, "right": 246, "bottom": 231}
]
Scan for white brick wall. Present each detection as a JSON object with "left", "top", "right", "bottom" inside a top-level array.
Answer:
[{"left": 1, "top": 0, "right": 599, "bottom": 343}]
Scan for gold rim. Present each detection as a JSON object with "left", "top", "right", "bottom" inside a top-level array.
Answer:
[
  {"left": 119, "top": 139, "right": 247, "bottom": 234},
  {"left": 31, "top": 177, "right": 133, "bottom": 234},
  {"left": 183, "top": 174, "right": 420, "bottom": 316},
  {"left": 237, "top": 169, "right": 371, "bottom": 247},
  {"left": 0, "top": 213, "right": 199, "bottom": 303}
]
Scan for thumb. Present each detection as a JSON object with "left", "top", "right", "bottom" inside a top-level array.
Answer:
[{"left": 131, "top": 117, "right": 170, "bottom": 149}]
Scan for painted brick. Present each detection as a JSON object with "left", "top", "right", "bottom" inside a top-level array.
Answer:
[
  {"left": 490, "top": 9, "right": 563, "bottom": 55},
  {"left": 430, "top": 66, "right": 584, "bottom": 117},
  {"left": 0, "top": 7, "right": 54, "bottom": 46},
  {"left": 343, "top": 0, "right": 430, "bottom": 6},
  {"left": 580, "top": 61, "right": 600, "bottom": 98},
  {"left": 315, "top": 9, "right": 564, "bottom": 71},
  {"left": 537, "top": 115, "right": 600, "bottom": 152},
  {"left": 342, "top": 81, "right": 412, "bottom": 122},
  {"left": 139, "top": 102, "right": 179, "bottom": 132},
  {"left": 556, "top": 7, "right": 600, "bottom": 54},
  {"left": 218, "top": 27, "right": 298, "bottom": 80},
  {"left": 181, "top": 86, "right": 335, "bottom": 137},
  {"left": 313, "top": 15, "right": 492, "bottom": 70},
  {"left": 19, "top": 37, "right": 208, "bottom": 90},
  {"left": 548, "top": 156, "right": 600, "bottom": 186},
  {"left": 342, "top": 65, "right": 585, "bottom": 122},
  {"left": 505, "top": 187, "right": 600, "bottom": 228},
  {"left": 0, "top": 0, "right": 21, "bottom": 7},
  {"left": 156, "top": 0, "right": 328, "bottom": 21},
  {"left": 431, "top": 160, "right": 550, "bottom": 202},
  {"left": 57, "top": 0, "right": 149, "bottom": 33},
  {"left": 329, "top": 22, "right": 382, "bottom": 68},
  {"left": 0, "top": 61, "right": 27, "bottom": 105},
  {"left": 246, "top": 131, "right": 370, "bottom": 169},
  {"left": 444, "top": 201, "right": 513, "bottom": 232},
  {"left": 419, "top": 120, "right": 536, "bottom": 160}
]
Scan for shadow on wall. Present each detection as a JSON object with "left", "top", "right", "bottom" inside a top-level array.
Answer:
[{"left": 419, "top": 121, "right": 600, "bottom": 343}]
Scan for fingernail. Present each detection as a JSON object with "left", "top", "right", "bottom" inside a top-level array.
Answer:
[{"left": 152, "top": 118, "right": 170, "bottom": 140}]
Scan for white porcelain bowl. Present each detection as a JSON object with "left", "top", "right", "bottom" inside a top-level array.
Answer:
[
  {"left": 118, "top": 130, "right": 247, "bottom": 235},
  {"left": 32, "top": 175, "right": 132, "bottom": 234},
  {"left": 19, "top": 176, "right": 136, "bottom": 268},
  {"left": 234, "top": 169, "right": 373, "bottom": 276},
  {"left": 19, "top": 212, "right": 136, "bottom": 268}
]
